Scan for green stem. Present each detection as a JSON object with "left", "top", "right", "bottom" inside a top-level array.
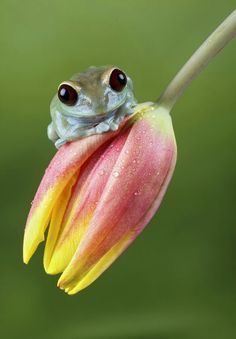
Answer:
[{"left": 157, "top": 10, "right": 236, "bottom": 111}]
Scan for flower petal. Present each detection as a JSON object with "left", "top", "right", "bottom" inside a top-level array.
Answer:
[
  {"left": 23, "top": 131, "right": 121, "bottom": 264},
  {"left": 67, "top": 231, "right": 133, "bottom": 294},
  {"left": 43, "top": 175, "right": 77, "bottom": 271},
  {"left": 58, "top": 104, "right": 177, "bottom": 293},
  {"left": 44, "top": 127, "right": 130, "bottom": 274}
]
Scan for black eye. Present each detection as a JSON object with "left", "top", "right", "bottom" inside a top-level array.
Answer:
[
  {"left": 109, "top": 68, "right": 127, "bottom": 92},
  {"left": 58, "top": 84, "right": 78, "bottom": 106}
]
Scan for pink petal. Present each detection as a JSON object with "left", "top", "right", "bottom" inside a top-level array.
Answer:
[{"left": 58, "top": 105, "right": 177, "bottom": 293}]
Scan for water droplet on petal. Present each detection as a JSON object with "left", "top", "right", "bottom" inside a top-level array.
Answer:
[
  {"left": 134, "top": 190, "right": 141, "bottom": 196},
  {"left": 99, "top": 170, "right": 105, "bottom": 176},
  {"left": 113, "top": 171, "right": 120, "bottom": 178}
]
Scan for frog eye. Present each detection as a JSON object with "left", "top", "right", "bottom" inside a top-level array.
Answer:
[
  {"left": 58, "top": 83, "right": 78, "bottom": 106},
  {"left": 109, "top": 69, "right": 127, "bottom": 92}
]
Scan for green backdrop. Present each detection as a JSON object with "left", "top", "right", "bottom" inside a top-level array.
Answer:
[{"left": 1, "top": 1, "right": 236, "bottom": 338}]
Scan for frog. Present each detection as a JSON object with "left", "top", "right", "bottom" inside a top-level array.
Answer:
[{"left": 48, "top": 66, "right": 137, "bottom": 148}]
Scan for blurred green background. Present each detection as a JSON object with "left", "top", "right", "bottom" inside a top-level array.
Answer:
[{"left": 1, "top": 1, "right": 236, "bottom": 338}]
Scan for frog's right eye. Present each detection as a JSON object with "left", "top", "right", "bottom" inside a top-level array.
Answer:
[{"left": 58, "top": 84, "right": 78, "bottom": 106}]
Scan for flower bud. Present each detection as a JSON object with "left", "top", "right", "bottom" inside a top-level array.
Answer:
[{"left": 23, "top": 103, "right": 177, "bottom": 294}]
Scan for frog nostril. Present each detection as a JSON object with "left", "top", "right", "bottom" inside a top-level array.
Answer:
[{"left": 58, "top": 84, "right": 78, "bottom": 106}]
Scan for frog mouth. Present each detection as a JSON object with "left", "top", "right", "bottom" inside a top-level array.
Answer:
[
  {"left": 65, "top": 108, "right": 121, "bottom": 127},
  {"left": 62, "top": 93, "right": 129, "bottom": 119}
]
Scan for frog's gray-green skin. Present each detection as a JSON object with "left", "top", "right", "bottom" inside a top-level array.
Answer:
[{"left": 48, "top": 66, "right": 137, "bottom": 148}]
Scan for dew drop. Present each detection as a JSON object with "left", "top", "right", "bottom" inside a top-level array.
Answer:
[
  {"left": 134, "top": 190, "right": 141, "bottom": 196},
  {"left": 125, "top": 150, "right": 129, "bottom": 154},
  {"left": 113, "top": 171, "right": 120, "bottom": 178},
  {"left": 99, "top": 169, "right": 105, "bottom": 176}
]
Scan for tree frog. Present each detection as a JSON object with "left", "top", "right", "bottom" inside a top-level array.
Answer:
[{"left": 48, "top": 66, "right": 137, "bottom": 148}]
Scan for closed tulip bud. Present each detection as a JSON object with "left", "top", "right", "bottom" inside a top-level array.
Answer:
[{"left": 23, "top": 103, "right": 177, "bottom": 294}]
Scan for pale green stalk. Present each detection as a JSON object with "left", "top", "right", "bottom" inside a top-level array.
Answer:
[{"left": 157, "top": 10, "right": 236, "bottom": 111}]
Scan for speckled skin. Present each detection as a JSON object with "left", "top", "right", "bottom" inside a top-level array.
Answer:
[{"left": 48, "top": 66, "right": 137, "bottom": 148}]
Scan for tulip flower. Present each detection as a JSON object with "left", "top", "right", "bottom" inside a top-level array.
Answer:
[
  {"left": 23, "top": 11, "right": 236, "bottom": 294},
  {"left": 23, "top": 103, "right": 177, "bottom": 294}
]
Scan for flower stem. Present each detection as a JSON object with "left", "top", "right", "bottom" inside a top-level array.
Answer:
[{"left": 157, "top": 10, "right": 236, "bottom": 112}]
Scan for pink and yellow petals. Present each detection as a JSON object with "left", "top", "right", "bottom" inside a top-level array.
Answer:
[
  {"left": 23, "top": 103, "right": 177, "bottom": 294},
  {"left": 60, "top": 231, "right": 133, "bottom": 295},
  {"left": 23, "top": 131, "right": 121, "bottom": 264},
  {"left": 57, "top": 104, "right": 176, "bottom": 293},
  {"left": 43, "top": 175, "right": 77, "bottom": 271},
  {"left": 45, "top": 129, "right": 129, "bottom": 274}
]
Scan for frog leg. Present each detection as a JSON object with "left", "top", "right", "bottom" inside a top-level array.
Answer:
[
  {"left": 107, "top": 110, "right": 127, "bottom": 132},
  {"left": 47, "top": 122, "right": 59, "bottom": 143},
  {"left": 62, "top": 124, "right": 97, "bottom": 144}
]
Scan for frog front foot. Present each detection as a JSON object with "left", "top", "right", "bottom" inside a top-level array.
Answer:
[
  {"left": 55, "top": 138, "right": 67, "bottom": 149},
  {"left": 95, "top": 116, "right": 123, "bottom": 134}
]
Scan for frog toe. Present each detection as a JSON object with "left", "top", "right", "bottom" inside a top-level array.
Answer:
[
  {"left": 95, "top": 122, "right": 110, "bottom": 134},
  {"left": 110, "top": 122, "right": 119, "bottom": 131},
  {"left": 55, "top": 138, "right": 66, "bottom": 149}
]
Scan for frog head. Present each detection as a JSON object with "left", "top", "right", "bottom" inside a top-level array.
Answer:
[{"left": 50, "top": 66, "right": 136, "bottom": 120}]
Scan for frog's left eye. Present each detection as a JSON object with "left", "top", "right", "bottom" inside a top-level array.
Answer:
[
  {"left": 58, "top": 84, "right": 78, "bottom": 106},
  {"left": 109, "top": 69, "right": 127, "bottom": 92}
]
